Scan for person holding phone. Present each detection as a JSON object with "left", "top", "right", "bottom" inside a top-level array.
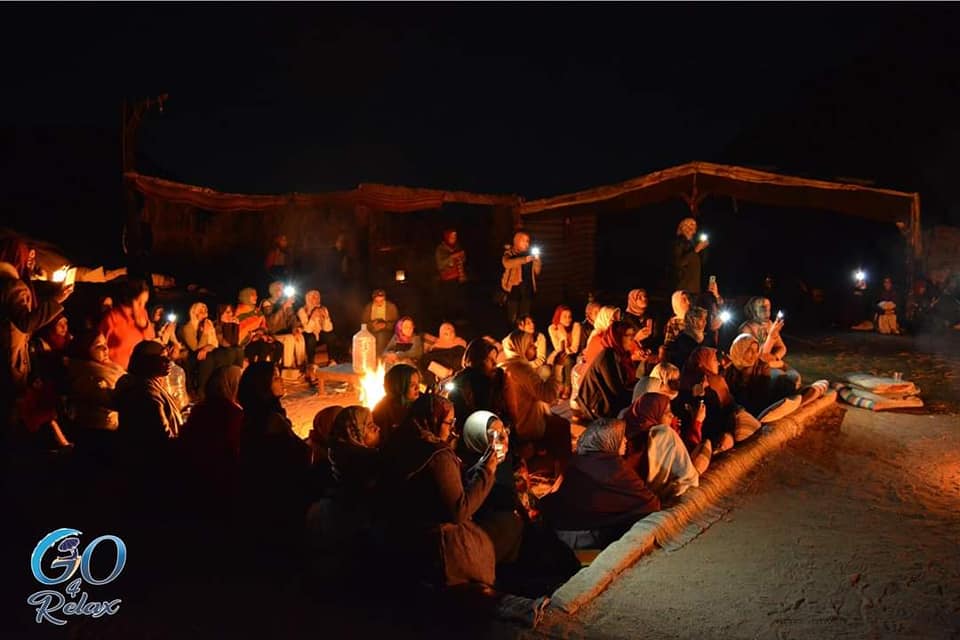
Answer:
[
  {"left": 500, "top": 231, "right": 542, "bottom": 327},
  {"left": 739, "top": 297, "right": 789, "bottom": 369},
  {"left": 672, "top": 218, "right": 709, "bottom": 294}
]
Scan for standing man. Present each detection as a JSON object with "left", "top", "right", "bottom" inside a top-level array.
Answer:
[
  {"left": 435, "top": 228, "right": 467, "bottom": 324},
  {"left": 501, "top": 231, "right": 541, "bottom": 327},
  {"left": 673, "top": 217, "right": 709, "bottom": 294}
]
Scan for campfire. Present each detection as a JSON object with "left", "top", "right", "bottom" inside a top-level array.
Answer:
[{"left": 359, "top": 362, "right": 386, "bottom": 409}]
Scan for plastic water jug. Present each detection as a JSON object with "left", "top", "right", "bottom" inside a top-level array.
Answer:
[
  {"left": 352, "top": 324, "right": 377, "bottom": 373},
  {"left": 165, "top": 362, "right": 190, "bottom": 410}
]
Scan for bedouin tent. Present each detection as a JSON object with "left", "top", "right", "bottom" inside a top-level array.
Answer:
[{"left": 512, "top": 162, "right": 921, "bottom": 309}]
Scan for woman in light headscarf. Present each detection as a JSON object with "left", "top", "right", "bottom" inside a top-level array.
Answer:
[
  {"left": 739, "top": 297, "right": 802, "bottom": 388},
  {"left": 663, "top": 290, "right": 691, "bottom": 347},
  {"left": 631, "top": 361, "right": 681, "bottom": 402},
  {"left": 726, "top": 333, "right": 803, "bottom": 419},
  {"left": 585, "top": 306, "right": 621, "bottom": 352},
  {"left": 420, "top": 322, "right": 467, "bottom": 387},
  {"left": 296, "top": 289, "right": 335, "bottom": 365},
  {"left": 539, "top": 418, "right": 660, "bottom": 549},
  {"left": 673, "top": 217, "right": 708, "bottom": 294},
  {"left": 582, "top": 301, "right": 601, "bottom": 340},
  {"left": 622, "top": 393, "right": 705, "bottom": 496}
]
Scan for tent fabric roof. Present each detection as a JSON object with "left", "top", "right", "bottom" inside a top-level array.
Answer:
[
  {"left": 516, "top": 162, "right": 919, "bottom": 226},
  {"left": 125, "top": 172, "right": 520, "bottom": 213}
]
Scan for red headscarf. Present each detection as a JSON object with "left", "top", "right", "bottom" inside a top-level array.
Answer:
[
  {"left": 624, "top": 392, "right": 672, "bottom": 441},
  {"left": 680, "top": 347, "right": 732, "bottom": 406},
  {"left": 600, "top": 321, "right": 636, "bottom": 386}
]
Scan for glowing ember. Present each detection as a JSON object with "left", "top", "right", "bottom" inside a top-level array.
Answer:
[{"left": 359, "top": 362, "right": 386, "bottom": 409}]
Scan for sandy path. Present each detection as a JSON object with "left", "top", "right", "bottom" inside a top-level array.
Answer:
[{"left": 538, "top": 409, "right": 960, "bottom": 640}]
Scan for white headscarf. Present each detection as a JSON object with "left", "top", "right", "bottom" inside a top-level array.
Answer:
[{"left": 588, "top": 306, "right": 620, "bottom": 345}]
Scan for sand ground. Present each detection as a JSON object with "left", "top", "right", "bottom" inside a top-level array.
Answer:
[{"left": 532, "top": 408, "right": 960, "bottom": 640}]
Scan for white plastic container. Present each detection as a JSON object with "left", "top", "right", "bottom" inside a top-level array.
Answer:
[{"left": 352, "top": 324, "right": 377, "bottom": 373}]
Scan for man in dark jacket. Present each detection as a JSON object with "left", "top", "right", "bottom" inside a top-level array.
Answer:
[{"left": 673, "top": 217, "right": 709, "bottom": 294}]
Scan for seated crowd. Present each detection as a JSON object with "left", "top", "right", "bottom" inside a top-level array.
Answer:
[{"left": 1, "top": 232, "right": 836, "bottom": 628}]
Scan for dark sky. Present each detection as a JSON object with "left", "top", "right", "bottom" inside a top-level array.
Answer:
[{"left": 2, "top": 3, "right": 959, "bottom": 260}]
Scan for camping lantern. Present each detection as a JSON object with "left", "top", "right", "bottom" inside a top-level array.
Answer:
[{"left": 395, "top": 270, "right": 406, "bottom": 283}]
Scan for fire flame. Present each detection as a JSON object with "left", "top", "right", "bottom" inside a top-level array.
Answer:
[{"left": 359, "top": 362, "right": 386, "bottom": 409}]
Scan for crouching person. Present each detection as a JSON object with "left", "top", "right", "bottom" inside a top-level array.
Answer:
[{"left": 539, "top": 418, "right": 660, "bottom": 550}]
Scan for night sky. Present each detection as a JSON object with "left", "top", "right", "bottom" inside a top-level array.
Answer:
[{"left": 2, "top": 4, "right": 959, "bottom": 265}]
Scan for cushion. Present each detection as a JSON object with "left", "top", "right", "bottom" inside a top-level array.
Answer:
[{"left": 757, "top": 395, "right": 802, "bottom": 424}]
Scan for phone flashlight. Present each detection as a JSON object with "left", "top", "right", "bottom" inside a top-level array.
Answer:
[
  {"left": 700, "top": 233, "right": 708, "bottom": 242},
  {"left": 283, "top": 285, "right": 296, "bottom": 298},
  {"left": 531, "top": 246, "right": 541, "bottom": 258},
  {"left": 52, "top": 267, "right": 68, "bottom": 283},
  {"left": 444, "top": 381, "right": 456, "bottom": 393},
  {"left": 719, "top": 310, "right": 732, "bottom": 324},
  {"left": 776, "top": 310, "right": 784, "bottom": 320},
  {"left": 167, "top": 313, "right": 177, "bottom": 323},
  {"left": 853, "top": 270, "right": 865, "bottom": 282}
]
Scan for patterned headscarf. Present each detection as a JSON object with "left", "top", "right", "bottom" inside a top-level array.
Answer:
[
  {"left": 393, "top": 316, "right": 415, "bottom": 345},
  {"left": 331, "top": 405, "right": 376, "bottom": 449},
  {"left": 576, "top": 418, "right": 625, "bottom": 455},
  {"left": 626, "top": 289, "right": 648, "bottom": 316}
]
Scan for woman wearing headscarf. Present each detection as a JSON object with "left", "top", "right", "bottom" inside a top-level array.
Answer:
[
  {"left": 725, "top": 334, "right": 802, "bottom": 418},
  {"left": 380, "top": 393, "right": 499, "bottom": 587},
  {"left": 372, "top": 363, "right": 421, "bottom": 436},
  {"left": 631, "top": 362, "right": 681, "bottom": 403},
  {"left": 181, "top": 302, "right": 244, "bottom": 398},
  {"left": 502, "top": 330, "right": 571, "bottom": 473},
  {"left": 64, "top": 331, "right": 125, "bottom": 450},
  {"left": 673, "top": 347, "right": 760, "bottom": 454},
  {"left": 624, "top": 289, "right": 656, "bottom": 351},
  {"left": 662, "top": 290, "right": 691, "bottom": 347},
  {"left": 739, "top": 296, "right": 788, "bottom": 368},
  {"left": 672, "top": 217, "right": 708, "bottom": 294},
  {"left": 237, "top": 362, "right": 311, "bottom": 570},
  {"left": 623, "top": 393, "right": 706, "bottom": 498},
  {"left": 539, "top": 418, "right": 660, "bottom": 549},
  {"left": 235, "top": 287, "right": 275, "bottom": 362},
  {"left": 584, "top": 306, "right": 621, "bottom": 360},
  {"left": 296, "top": 289, "right": 335, "bottom": 365},
  {"left": 448, "top": 338, "right": 509, "bottom": 433},
  {"left": 114, "top": 340, "right": 183, "bottom": 483},
  {"left": 665, "top": 306, "right": 709, "bottom": 370},
  {"left": 178, "top": 365, "right": 244, "bottom": 515},
  {"left": 460, "top": 410, "right": 581, "bottom": 597},
  {"left": 382, "top": 316, "right": 424, "bottom": 367},
  {"left": 306, "top": 405, "right": 381, "bottom": 578},
  {"left": 576, "top": 321, "right": 637, "bottom": 421},
  {"left": 328, "top": 405, "right": 381, "bottom": 499}
]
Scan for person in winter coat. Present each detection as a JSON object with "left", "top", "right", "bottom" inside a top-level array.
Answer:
[
  {"left": 372, "top": 363, "right": 421, "bottom": 437},
  {"left": 0, "top": 236, "right": 71, "bottom": 426},
  {"left": 448, "top": 337, "right": 509, "bottom": 433},
  {"left": 379, "top": 392, "right": 500, "bottom": 587},
  {"left": 539, "top": 418, "right": 660, "bottom": 549},
  {"left": 576, "top": 321, "right": 638, "bottom": 421},
  {"left": 672, "top": 217, "right": 708, "bottom": 294},
  {"left": 501, "top": 231, "right": 542, "bottom": 327},
  {"left": 115, "top": 340, "right": 183, "bottom": 455}
]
